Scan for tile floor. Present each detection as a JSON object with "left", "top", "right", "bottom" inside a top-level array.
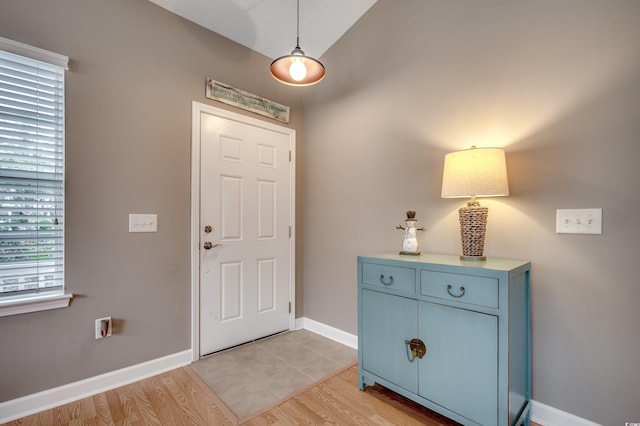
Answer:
[{"left": 190, "top": 329, "right": 358, "bottom": 418}]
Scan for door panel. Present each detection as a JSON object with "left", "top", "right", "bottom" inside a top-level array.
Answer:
[
  {"left": 257, "top": 258, "right": 276, "bottom": 313},
  {"left": 362, "top": 289, "right": 418, "bottom": 393},
  {"left": 220, "top": 261, "right": 242, "bottom": 321},
  {"left": 199, "top": 111, "right": 292, "bottom": 355},
  {"left": 220, "top": 175, "right": 242, "bottom": 239},
  {"left": 257, "top": 180, "right": 275, "bottom": 238},
  {"left": 418, "top": 302, "right": 498, "bottom": 426}
]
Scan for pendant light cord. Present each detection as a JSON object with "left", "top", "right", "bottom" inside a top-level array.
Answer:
[{"left": 296, "top": 0, "right": 300, "bottom": 49}]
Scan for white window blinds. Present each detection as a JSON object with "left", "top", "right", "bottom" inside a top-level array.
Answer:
[{"left": 0, "top": 44, "right": 66, "bottom": 297}]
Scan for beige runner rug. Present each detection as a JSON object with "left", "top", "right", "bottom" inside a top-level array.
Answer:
[
  {"left": 185, "top": 362, "right": 357, "bottom": 424},
  {"left": 189, "top": 330, "right": 358, "bottom": 420}
]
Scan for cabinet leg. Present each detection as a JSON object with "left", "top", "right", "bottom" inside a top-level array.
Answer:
[
  {"left": 515, "top": 402, "right": 531, "bottom": 426},
  {"left": 358, "top": 376, "right": 366, "bottom": 391}
]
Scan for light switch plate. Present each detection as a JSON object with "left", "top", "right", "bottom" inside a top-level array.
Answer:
[
  {"left": 556, "top": 208, "right": 602, "bottom": 234},
  {"left": 129, "top": 214, "right": 158, "bottom": 232}
]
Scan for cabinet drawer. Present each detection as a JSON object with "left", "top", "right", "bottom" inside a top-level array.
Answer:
[
  {"left": 362, "top": 263, "right": 416, "bottom": 293},
  {"left": 420, "top": 270, "right": 498, "bottom": 308}
]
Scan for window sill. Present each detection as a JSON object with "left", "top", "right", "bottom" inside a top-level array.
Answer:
[{"left": 0, "top": 292, "right": 73, "bottom": 317}]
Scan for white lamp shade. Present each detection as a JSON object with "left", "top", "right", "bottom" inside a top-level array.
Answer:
[{"left": 441, "top": 147, "right": 509, "bottom": 198}]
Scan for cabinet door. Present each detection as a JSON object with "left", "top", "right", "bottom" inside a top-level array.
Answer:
[
  {"left": 362, "top": 289, "right": 418, "bottom": 393},
  {"left": 418, "top": 302, "right": 498, "bottom": 426}
]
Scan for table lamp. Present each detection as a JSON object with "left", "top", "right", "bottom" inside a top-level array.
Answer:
[{"left": 441, "top": 146, "right": 509, "bottom": 260}]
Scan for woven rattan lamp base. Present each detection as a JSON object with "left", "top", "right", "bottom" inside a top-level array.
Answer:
[{"left": 458, "top": 200, "right": 487, "bottom": 261}]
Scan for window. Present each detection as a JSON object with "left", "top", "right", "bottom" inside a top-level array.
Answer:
[{"left": 0, "top": 37, "right": 71, "bottom": 316}]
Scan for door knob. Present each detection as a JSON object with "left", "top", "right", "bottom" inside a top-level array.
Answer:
[{"left": 203, "top": 241, "right": 222, "bottom": 250}]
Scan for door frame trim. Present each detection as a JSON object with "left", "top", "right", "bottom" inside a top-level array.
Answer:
[{"left": 190, "top": 101, "right": 296, "bottom": 361}]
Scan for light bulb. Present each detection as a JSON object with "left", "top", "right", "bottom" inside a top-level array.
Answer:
[{"left": 289, "top": 59, "right": 307, "bottom": 81}]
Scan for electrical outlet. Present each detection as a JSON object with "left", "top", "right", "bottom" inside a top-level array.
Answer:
[
  {"left": 556, "top": 208, "right": 602, "bottom": 234},
  {"left": 95, "top": 317, "right": 112, "bottom": 339}
]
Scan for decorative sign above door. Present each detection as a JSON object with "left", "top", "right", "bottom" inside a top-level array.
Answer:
[{"left": 205, "top": 79, "right": 290, "bottom": 123}]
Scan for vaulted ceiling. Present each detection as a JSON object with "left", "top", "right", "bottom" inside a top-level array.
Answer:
[{"left": 149, "top": 0, "right": 378, "bottom": 60}]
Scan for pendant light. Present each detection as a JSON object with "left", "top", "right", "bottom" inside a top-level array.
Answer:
[{"left": 270, "top": 0, "right": 325, "bottom": 86}]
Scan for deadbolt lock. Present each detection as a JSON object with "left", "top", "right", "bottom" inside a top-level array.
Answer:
[{"left": 204, "top": 225, "right": 213, "bottom": 233}]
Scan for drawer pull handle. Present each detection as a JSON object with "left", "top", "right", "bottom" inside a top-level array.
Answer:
[
  {"left": 404, "top": 338, "right": 427, "bottom": 362},
  {"left": 379, "top": 274, "right": 394, "bottom": 285},
  {"left": 447, "top": 284, "right": 465, "bottom": 298}
]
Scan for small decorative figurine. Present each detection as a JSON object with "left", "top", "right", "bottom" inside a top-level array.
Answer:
[{"left": 396, "top": 211, "right": 426, "bottom": 255}]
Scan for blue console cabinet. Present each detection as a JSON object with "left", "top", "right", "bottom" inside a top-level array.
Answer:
[{"left": 358, "top": 253, "right": 531, "bottom": 426}]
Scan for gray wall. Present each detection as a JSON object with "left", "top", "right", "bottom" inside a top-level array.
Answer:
[
  {"left": 0, "top": 0, "right": 304, "bottom": 402},
  {"left": 2, "top": 0, "right": 639, "bottom": 424},
  {"left": 302, "top": 0, "right": 640, "bottom": 424}
]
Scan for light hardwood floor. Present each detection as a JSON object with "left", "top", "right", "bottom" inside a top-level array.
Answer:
[
  {"left": 5, "top": 365, "right": 540, "bottom": 425},
  {"left": 5, "top": 367, "right": 236, "bottom": 426}
]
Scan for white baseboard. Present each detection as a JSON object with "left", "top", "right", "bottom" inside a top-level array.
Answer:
[
  {"left": 0, "top": 349, "right": 192, "bottom": 424},
  {"left": 296, "top": 316, "right": 358, "bottom": 349},
  {"left": 531, "top": 400, "right": 601, "bottom": 426},
  {"left": 298, "top": 316, "right": 601, "bottom": 426}
]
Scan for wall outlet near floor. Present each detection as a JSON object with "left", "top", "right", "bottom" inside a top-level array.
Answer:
[
  {"left": 95, "top": 317, "right": 112, "bottom": 339},
  {"left": 556, "top": 208, "right": 602, "bottom": 234}
]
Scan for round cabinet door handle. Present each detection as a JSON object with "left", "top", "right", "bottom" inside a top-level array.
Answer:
[
  {"left": 379, "top": 274, "right": 394, "bottom": 285},
  {"left": 447, "top": 284, "right": 465, "bottom": 298},
  {"left": 404, "top": 338, "right": 427, "bottom": 362}
]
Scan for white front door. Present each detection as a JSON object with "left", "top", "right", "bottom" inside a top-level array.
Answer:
[{"left": 195, "top": 104, "right": 294, "bottom": 356}]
